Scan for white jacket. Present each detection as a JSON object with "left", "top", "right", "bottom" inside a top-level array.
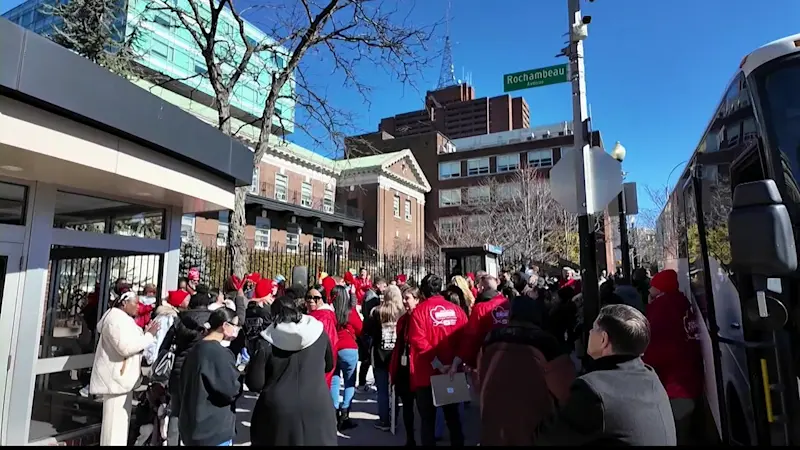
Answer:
[
  {"left": 143, "top": 302, "right": 180, "bottom": 365},
  {"left": 89, "top": 307, "right": 155, "bottom": 396}
]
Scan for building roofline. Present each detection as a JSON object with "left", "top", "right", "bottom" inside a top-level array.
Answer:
[{"left": 0, "top": 18, "right": 254, "bottom": 186}]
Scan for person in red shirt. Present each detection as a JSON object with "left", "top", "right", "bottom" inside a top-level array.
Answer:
[
  {"left": 355, "top": 267, "right": 372, "bottom": 305},
  {"left": 134, "top": 283, "right": 158, "bottom": 329},
  {"left": 642, "top": 269, "right": 704, "bottom": 445},
  {"left": 329, "top": 285, "right": 362, "bottom": 431},
  {"left": 465, "top": 273, "right": 479, "bottom": 300},
  {"left": 306, "top": 287, "right": 339, "bottom": 390},
  {"left": 186, "top": 267, "right": 200, "bottom": 295},
  {"left": 455, "top": 275, "right": 510, "bottom": 369},
  {"left": 389, "top": 286, "right": 421, "bottom": 446},
  {"left": 407, "top": 274, "right": 468, "bottom": 447}
]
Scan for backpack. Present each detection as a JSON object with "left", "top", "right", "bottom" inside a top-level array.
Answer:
[
  {"left": 379, "top": 321, "right": 398, "bottom": 352},
  {"left": 150, "top": 344, "right": 175, "bottom": 384}
]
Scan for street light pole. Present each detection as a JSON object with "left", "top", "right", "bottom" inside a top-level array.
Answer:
[
  {"left": 610, "top": 141, "right": 632, "bottom": 282},
  {"left": 567, "top": 0, "right": 600, "bottom": 346}
]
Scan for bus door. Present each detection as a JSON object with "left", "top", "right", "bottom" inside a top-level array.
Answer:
[{"left": 681, "top": 169, "right": 729, "bottom": 443}]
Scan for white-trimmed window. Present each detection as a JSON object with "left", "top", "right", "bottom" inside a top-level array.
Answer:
[
  {"left": 528, "top": 149, "right": 554, "bottom": 168},
  {"left": 393, "top": 195, "right": 401, "bottom": 218},
  {"left": 254, "top": 217, "right": 270, "bottom": 250},
  {"left": 438, "top": 216, "right": 462, "bottom": 235},
  {"left": 217, "top": 211, "right": 229, "bottom": 247},
  {"left": 323, "top": 185, "right": 335, "bottom": 213},
  {"left": 250, "top": 166, "right": 260, "bottom": 194},
  {"left": 287, "top": 229, "right": 300, "bottom": 253},
  {"left": 301, "top": 182, "right": 313, "bottom": 207},
  {"left": 439, "top": 161, "right": 461, "bottom": 179},
  {"left": 181, "top": 215, "right": 195, "bottom": 242},
  {"left": 467, "top": 158, "right": 490, "bottom": 176},
  {"left": 496, "top": 154, "right": 520, "bottom": 172},
  {"left": 275, "top": 173, "right": 288, "bottom": 201},
  {"left": 312, "top": 236, "right": 324, "bottom": 254},
  {"left": 404, "top": 199, "right": 412, "bottom": 221},
  {"left": 439, "top": 189, "right": 462, "bottom": 207},
  {"left": 336, "top": 239, "right": 346, "bottom": 256},
  {"left": 467, "top": 186, "right": 491, "bottom": 205}
]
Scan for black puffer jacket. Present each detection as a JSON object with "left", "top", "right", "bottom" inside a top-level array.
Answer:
[{"left": 164, "top": 308, "right": 211, "bottom": 402}]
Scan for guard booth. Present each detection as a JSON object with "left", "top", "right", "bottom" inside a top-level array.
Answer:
[{"left": 442, "top": 244, "right": 503, "bottom": 278}]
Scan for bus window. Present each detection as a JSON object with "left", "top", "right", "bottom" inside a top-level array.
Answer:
[
  {"left": 759, "top": 61, "right": 800, "bottom": 211},
  {"left": 684, "top": 181, "right": 709, "bottom": 319}
]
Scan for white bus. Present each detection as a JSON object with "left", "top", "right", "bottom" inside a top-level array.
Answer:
[{"left": 657, "top": 33, "right": 800, "bottom": 446}]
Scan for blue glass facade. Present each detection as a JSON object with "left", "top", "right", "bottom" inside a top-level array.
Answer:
[{"left": 2, "top": 0, "right": 294, "bottom": 133}]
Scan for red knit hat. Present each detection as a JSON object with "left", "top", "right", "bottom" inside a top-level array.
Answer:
[
  {"left": 254, "top": 278, "right": 275, "bottom": 299},
  {"left": 167, "top": 290, "right": 190, "bottom": 308},
  {"left": 396, "top": 274, "right": 407, "bottom": 284},
  {"left": 321, "top": 276, "right": 337, "bottom": 300},
  {"left": 651, "top": 269, "right": 679, "bottom": 294}
]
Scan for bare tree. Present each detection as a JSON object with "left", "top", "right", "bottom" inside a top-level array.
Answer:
[
  {"left": 142, "top": 0, "right": 438, "bottom": 278},
  {"left": 433, "top": 168, "right": 586, "bottom": 266},
  {"left": 41, "top": 0, "right": 141, "bottom": 77}
]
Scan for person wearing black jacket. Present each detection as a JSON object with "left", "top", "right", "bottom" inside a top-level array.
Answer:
[
  {"left": 246, "top": 295, "right": 337, "bottom": 446},
  {"left": 179, "top": 307, "right": 243, "bottom": 446},
  {"left": 362, "top": 285, "right": 404, "bottom": 431},
  {"left": 357, "top": 277, "right": 387, "bottom": 390},
  {"left": 160, "top": 291, "right": 212, "bottom": 446}
]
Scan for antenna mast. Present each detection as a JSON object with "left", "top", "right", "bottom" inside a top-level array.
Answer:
[{"left": 437, "top": 0, "right": 457, "bottom": 89}]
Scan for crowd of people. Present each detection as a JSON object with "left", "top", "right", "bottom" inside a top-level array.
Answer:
[{"left": 82, "top": 261, "right": 705, "bottom": 447}]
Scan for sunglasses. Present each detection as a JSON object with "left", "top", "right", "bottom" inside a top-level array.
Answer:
[{"left": 306, "top": 295, "right": 322, "bottom": 301}]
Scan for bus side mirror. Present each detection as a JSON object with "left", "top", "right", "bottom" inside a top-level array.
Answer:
[{"left": 728, "top": 179, "right": 797, "bottom": 276}]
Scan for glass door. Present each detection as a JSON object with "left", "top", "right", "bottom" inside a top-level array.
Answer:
[{"left": 0, "top": 242, "right": 23, "bottom": 445}]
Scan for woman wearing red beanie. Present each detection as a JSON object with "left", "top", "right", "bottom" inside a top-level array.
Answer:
[{"left": 642, "top": 269, "right": 704, "bottom": 445}]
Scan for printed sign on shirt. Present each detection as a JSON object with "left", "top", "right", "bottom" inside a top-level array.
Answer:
[
  {"left": 491, "top": 306, "right": 509, "bottom": 325},
  {"left": 429, "top": 305, "right": 457, "bottom": 327}
]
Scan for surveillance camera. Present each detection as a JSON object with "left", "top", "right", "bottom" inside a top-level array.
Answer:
[{"left": 582, "top": 15, "right": 592, "bottom": 24}]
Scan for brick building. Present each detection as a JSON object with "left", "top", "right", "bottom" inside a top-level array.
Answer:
[
  {"left": 186, "top": 141, "right": 429, "bottom": 255},
  {"left": 377, "top": 83, "right": 530, "bottom": 140},
  {"left": 348, "top": 123, "right": 603, "bottom": 237}
]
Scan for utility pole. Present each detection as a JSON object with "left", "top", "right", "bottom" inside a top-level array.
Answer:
[{"left": 567, "top": 0, "right": 600, "bottom": 342}]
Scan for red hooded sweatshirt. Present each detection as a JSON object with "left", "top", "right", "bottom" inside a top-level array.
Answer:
[
  {"left": 407, "top": 294, "right": 468, "bottom": 391},
  {"left": 309, "top": 303, "right": 339, "bottom": 388},
  {"left": 336, "top": 308, "right": 363, "bottom": 351},
  {"left": 458, "top": 291, "right": 510, "bottom": 367},
  {"left": 356, "top": 277, "right": 372, "bottom": 305},
  {"left": 642, "top": 269, "right": 704, "bottom": 399}
]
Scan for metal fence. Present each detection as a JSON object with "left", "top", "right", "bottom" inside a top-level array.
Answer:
[{"left": 179, "top": 242, "right": 446, "bottom": 289}]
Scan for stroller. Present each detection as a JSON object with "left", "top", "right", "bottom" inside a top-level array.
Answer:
[{"left": 131, "top": 378, "right": 171, "bottom": 446}]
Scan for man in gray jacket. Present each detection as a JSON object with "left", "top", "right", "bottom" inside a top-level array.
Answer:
[{"left": 536, "top": 304, "right": 676, "bottom": 446}]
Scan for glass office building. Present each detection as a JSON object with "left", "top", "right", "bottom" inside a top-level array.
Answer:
[{"left": 3, "top": 0, "right": 295, "bottom": 134}]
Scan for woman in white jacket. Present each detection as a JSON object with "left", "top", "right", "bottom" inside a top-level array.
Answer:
[{"left": 89, "top": 291, "right": 160, "bottom": 446}]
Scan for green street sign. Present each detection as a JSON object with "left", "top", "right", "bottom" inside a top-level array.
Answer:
[{"left": 503, "top": 64, "right": 569, "bottom": 92}]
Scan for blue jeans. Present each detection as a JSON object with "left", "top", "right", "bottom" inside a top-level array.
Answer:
[
  {"left": 374, "top": 367, "right": 390, "bottom": 424},
  {"left": 435, "top": 402, "right": 465, "bottom": 439},
  {"left": 331, "top": 348, "right": 359, "bottom": 409}
]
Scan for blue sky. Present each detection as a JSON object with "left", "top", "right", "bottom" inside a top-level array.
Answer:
[
  {"left": 4, "top": 0, "right": 798, "bottom": 215},
  {"left": 278, "top": 0, "right": 800, "bottom": 214}
]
